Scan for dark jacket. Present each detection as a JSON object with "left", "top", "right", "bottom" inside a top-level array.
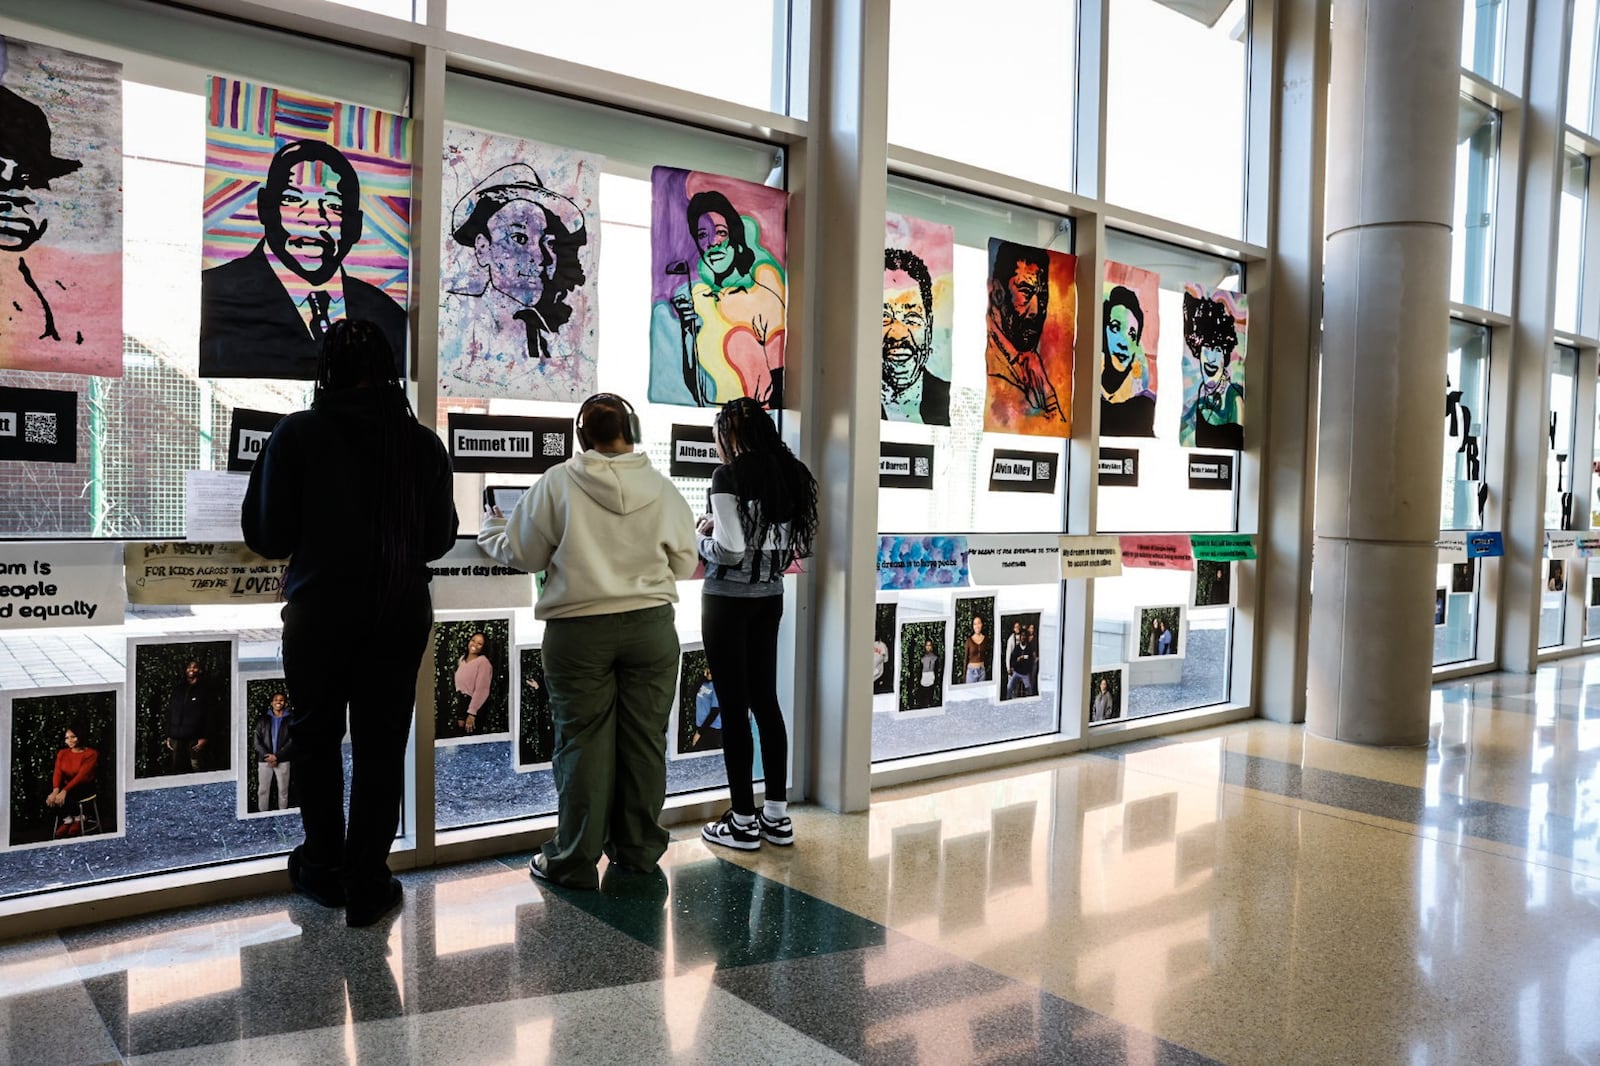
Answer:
[
  {"left": 241, "top": 386, "right": 459, "bottom": 602},
  {"left": 167, "top": 680, "right": 222, "bottom": 740},
  {"left": 253, "top": 712, "right": 294, "bottom": 760},
  {"left": 199, "top": 245, "right": 409, "bottom": 380}
]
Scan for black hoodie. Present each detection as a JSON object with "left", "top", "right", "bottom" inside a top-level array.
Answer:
[{"left": 241, "top": 387, "right": 458, "bottom": 602}]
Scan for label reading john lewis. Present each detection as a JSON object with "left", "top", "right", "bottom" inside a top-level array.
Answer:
[{"left": 226, "top": 408, "right": 287, "bottom": 472}]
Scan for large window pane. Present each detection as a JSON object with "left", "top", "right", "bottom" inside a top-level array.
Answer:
[
  {"left": 1541, "top": 347, "right": 1579, "bottom": 649},
  {"left": 1105, "top": 0, "right": 1248, "bottom": 237},
  {"left": 1436, "top": 321, "right": 1490, "bottom": 667},
  {"left": 1556, "top": 150, "right": 1588, "bottom": 336},
  {"left": 1460, "top": 0, "right": 1506, "bottom": 84},
  {"left": 887, "top": 0, "right": 1074, "bottom": 190},
  {"left": 1569, "top": 0, "right": 1600, "bottom": 133},
  {"left": 448, "top": 0, "right": 792, "bottom": 115},
  {"left": 1451, "top": 97, "right": 1500, "bottom": 308}
]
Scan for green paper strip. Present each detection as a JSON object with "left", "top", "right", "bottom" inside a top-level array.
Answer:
[{"left": 1189, "top": 534, "right": 1256, "bottom": 562}]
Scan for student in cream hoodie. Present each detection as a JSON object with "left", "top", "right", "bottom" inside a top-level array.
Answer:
[{"left": 479, "top": 393, "right": 697, "bottom": 889}]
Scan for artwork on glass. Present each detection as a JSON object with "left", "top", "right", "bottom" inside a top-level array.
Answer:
[
  {"left": 0, "top": 36, "right": 122, "bottom": 377},
  {"left": 515, "top": 646, "right": 555, "bottom": 771},
  {"left": 984, "top": 240, "right": 1076, "bottom": 437},
  {"left": 433, "top": 615, "right": 512, "bottom": 744},
  {"left": 950, "top": 592, "right": 997, "bottom": 690},
  {"left": 127, "top": 637, "right": 236, "bottom": 786},
  {"left": 1088, "top": 665, "right": 1126, "bottom": 725},
  {"left": 896, "top": 618, "right": 949, "bottom": 717},
  {"left": 649, "top": 167, "right": 787, "bottom": 409},
  {"left": 997, "top": 611, "right": 1043, "bottom": 702},
  {"left": 882, "top": 212, "right": 954, "bottom": 425},
  {"left": 1180, "top": 284, "right": 1245, "bottom": 450},
  {"left": 3, "top": 685, "right": 122, "bottom": 850},
  {"left": 873, "top": 597, "right": 897, "bottom": 698},
  {"left": 1100, "top": 261, "right": 1159, "bottom": 438},
  {"left": 238, "top": 676, "right": 296, "bottom": 817},
  {"left": 671, "top": 644, "right": 723, "bottom": 759},
  {"left": 1130, "top": 605, "right": 1187, "bottom": 662},
  {"left": 440, "top": 127, "right": 600, "bottom": 401},
  {"left": 200, "top": 78, "right": 412, "bottom": 379}
]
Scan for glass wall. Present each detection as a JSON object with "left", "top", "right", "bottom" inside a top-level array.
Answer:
[
  {"left": 1569, "top": 0, "right": 1600, "bottom": 133},
  {"left": 1461, "top": 0, "right": 1507, "bottom": 85},
  {"left": 1540, "top": 347, "right": 1579, "bottom": 650},
  {"left": 1556, "top": 150, "right": 1588, "bottom": 336},
  {"left": 1452, "top": 96, "right": 1500, "bottom": 309},
  {"left": 1436, "top": 321, "right": 1490, "bottom": 667}
]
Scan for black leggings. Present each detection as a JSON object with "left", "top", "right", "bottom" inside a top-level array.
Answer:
[{"left": 702, "top": 593, "right": 786, "bottom": 814}]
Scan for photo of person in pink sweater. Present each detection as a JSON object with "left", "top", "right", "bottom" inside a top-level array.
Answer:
[{"left": 433, "top": 619, "right": 512, "bottom": 740}]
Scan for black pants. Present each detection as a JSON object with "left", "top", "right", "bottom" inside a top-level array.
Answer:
[
  {"left": 281, "top": 585, "right": 431, "bottom": 895},
  {"left": 702, "top": 593, "right": 786, "bottom": 814}
]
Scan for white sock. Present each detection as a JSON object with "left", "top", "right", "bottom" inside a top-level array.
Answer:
[
  {"left": 731, "top": 811, "right": 756, "bottom": 827},
  {"left": 763, "top": 801, "right": 787, "bottom": 821}
]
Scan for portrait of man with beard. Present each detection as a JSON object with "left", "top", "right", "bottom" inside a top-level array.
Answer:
[
  {"left": 983, "top": 240, "right": 1075, "bottom": 436},
  {"left": 200, "top": 138, "right": 407, "bottom": 379},
  {"left": 881, "top": 246, "right": 950, "bottom": 425}
]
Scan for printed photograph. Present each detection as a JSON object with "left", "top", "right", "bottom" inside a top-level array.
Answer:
[
  {"left": 1131, "top": 605, "right": 1186, "bottom": 662},
  {"left": 1548, "top": 559, "right": 1566, "bottom": 593},
  {"left": 6, "top": 687, "right": 120, "bottom": 849},
  {"left": 649, "top": 167, "right": 788, "bottom": 409},
  {"left": 1193, "top": 561, "right": 1233, "bottom": 608},
  {"left": 983, "top": 240, "right": 1076, "bottom": 438},
  {"left": 1180, "top": 284, "right": 1246, "bottom": 450},
  {"left": 1100, "top": 260, "right": 1160, "bottom": 439},
  {"left": 440, "top": 126, "right": 600, "bottom": 401},
  {"left": 241, "top": 677, "right": 295, "bottom": 816},
  {"left": 516, "top": 646, "right": 555, "bottom": 770},
  {"left": 873, "top": 599, "right": 897, "bottom": 697},
  {"left": 951, "top": 594, "right": 996, "bottom": 689},
  {"left": 1435, "top": 588, "right": 1448, "bottom": 627},
  {"left": 997, "top": 611, "right": 1044, "bottom": 703},
  {"left": 673, "top": 645, "right": 723, "bottom": 758},
  {"left": 897, "top": 618, "right": 949, "bottom": 715},
  {"left": 200, "top": 77, "right": 412, "bottom": 379},
  {"left": 0, "top": 36, "right": 123, "bottom": 377},
  {"left": 1452, "top": 561, "right": 1476, "bottom": 595},
  {"left": 129, "top": 638, "right": 234, "bottom": 782},
  {"left": 881, "top": 212, "right": 954, "bottom": 425},
  {"left": 1591, "top": 574, "right": 1600, "bottom": 608},
  {"left": 433, "top": 616, "right": 512, "bottom": 742},
  {"left": 1088, "top": 666, "right": 1126, "bottom": 725}
]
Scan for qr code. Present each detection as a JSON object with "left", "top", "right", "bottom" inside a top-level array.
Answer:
[
  {"left": 542, "top": 432, "right": 565, "bottom": 457},
  {"left": 1036, "top": 461, "right": 1051, "bottom": 479},
  {"left": 24, "top": 411, "right": 57, "bottom": 446},
  {"left": 913, "top": 456, "right": 930, "bottom": 478}
]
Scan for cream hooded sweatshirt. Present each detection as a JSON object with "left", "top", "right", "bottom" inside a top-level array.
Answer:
[{"left": 478, "top": 448, "right": 698, "bottom": 620}]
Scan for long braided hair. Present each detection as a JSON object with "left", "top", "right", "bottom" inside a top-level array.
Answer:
[
  {"left": 313, "top": 319, "right": 425, "bottom": 596},
  {"left": 713, "top": 398, "right": 818, "bottom": 564}
]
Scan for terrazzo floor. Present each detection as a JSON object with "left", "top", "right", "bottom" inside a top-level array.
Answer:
[{"left": 7, "top": 657, "right": 1600, "bottom": 1063}]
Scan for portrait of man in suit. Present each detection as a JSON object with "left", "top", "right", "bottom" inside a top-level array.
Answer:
[{"left": 199, "top": 138, "right": 407, "bottom": 379}]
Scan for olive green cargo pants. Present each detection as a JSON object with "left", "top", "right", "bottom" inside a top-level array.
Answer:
[{"left": 538, "top": 604, "right": 679, "bottom": 888}]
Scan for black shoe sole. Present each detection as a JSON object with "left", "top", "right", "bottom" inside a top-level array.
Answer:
[
  {"left": 345, "top": 879, "right": 403, "bottom": 928},
  {"left": 289, "top": 849, "right": 346, "bottom": 908}
]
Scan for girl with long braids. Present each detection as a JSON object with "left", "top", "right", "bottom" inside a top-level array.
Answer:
[
  {"left": 243, "top": 319, "right": 458, "bottom": 927},
  {"left": 698, "top": 397, "right": 818, "bottom": 850}
]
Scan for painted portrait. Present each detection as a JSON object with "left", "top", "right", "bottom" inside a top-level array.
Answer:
[
  {"left": 1180, "top": 284, "right": 1246, "bottom": 450},
  {"left": 984, "top": 240, "right": 1076, "bottom": 437},
  {"left": 200, "top": 78, "right": 412, "bottom": 380},
  {"left": 882, "top": 212, "right": 954, "bottom": 425},
  {"left": 433, "top": 616, "right": 512, "bottom": 743},
  {"left": 0, "top": 36, "right": 122, "bottom": 377},
  {"left": 4, "top": 686, "right": 121, "bottom": 850},
  {"left": 649, "top": 166, "right": 787, "bottom": 410},
  {"left": 998, "top": 611, "right": 1043, "bottom": 702},
  {"left": 128, "top": 637, "right": 235, "bottom": 784},
  {"left": 1101, "top": 261, "right": 1160, "bottom": 439},
  {"left": 1088, "top": 666, "right": 1126, "bottom": 725},
  {"left": 516, "top": 646, "right": 555, "bottom": 770},
  {"left": 440, "top": 127, "right": 600, "bottom": 401},
  {"left": 897, "top": 618, "right": 949, "bottom": 716}
]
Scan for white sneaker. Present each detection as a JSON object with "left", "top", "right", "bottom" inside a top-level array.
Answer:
[
  {"left": 757, "top": 811, "right": 794, "bottom": 846},
  {"left": 702, "top": 811, "right": 761, "bottom": 851}
]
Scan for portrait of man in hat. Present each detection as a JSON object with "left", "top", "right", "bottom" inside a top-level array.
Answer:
[
  {"left": 441, "top": 164, "right": 585, "bottom": 379},
  {"left": 0, "top": 85, "right": 85, "bottom": 354},
  {"left": 199, "top": 137, "right": 408, "bottom": 380}
]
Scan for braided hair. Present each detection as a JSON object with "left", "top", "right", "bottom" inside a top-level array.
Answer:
[
  {"left": 312, "top": 319, "right": 426, "bottom": 598},
  {"left": 713, "top": 397, "right": 818, "bottom": 563}
]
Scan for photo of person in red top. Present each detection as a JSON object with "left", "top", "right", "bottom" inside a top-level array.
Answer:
[{"left": 45, "top": 722, "right": 99, "bottom": 837}]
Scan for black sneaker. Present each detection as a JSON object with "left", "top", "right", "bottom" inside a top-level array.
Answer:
[
  {"left": 757, "top": 811, "right": 794, "bottom": 846},
  {"left": 702, "top": 811, "right": 761, "bottom": 851}
]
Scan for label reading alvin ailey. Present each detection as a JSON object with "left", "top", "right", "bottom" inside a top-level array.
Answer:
[
  {"left": 880, "top": 442, "right": 936, "bottom": 490},
  {"left": 988, "top": 449, "right": 1059, "bottom": 494},
  {"left": 668, "top": 423, "right": 719, "bottom": 478},
  {"left": 447, "top": 412, "right": 573, "bottom": 474},
  {"left": 226, "top": 408, "right": 286, "bottom": 472},
  {"left": 1098, "top": 447, "right": 1139, "bottom": 487}
]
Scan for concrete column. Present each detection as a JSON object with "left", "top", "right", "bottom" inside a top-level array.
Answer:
[{"left": 1307, "top": 0, "right": 1464, "bottom": 745}]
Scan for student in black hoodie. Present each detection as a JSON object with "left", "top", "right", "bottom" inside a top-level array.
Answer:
[{"left": 242, "top": 319, "right": 458, "bottom": 927}]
